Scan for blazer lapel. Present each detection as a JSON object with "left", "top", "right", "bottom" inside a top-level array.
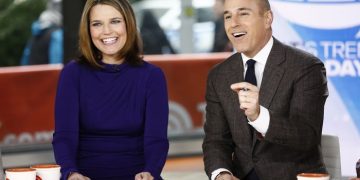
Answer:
[
  {"left": 250, "top": 38, "right": 286, "bottom": 150},
  {"left": 259, "top": 38, "right": 286, "bottom": 109},
  {"left": 224, "top": 39, "right": 287, "bottom": 148},
  {"left": 226, "top": 53, "right": 244, "bottom": 88},
  {"left": 225, "top": 53, "right": 254, "bottom": 143},
  {"left": 225, "top": 53, "right": 244, "bottom": 117}
]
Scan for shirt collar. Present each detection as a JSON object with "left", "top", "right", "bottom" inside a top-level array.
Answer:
[{"left": 241, "top": 37, "right": 273, "bottom": 67}]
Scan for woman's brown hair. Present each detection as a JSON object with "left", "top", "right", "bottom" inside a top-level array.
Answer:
[{"left": 78, "top": 0, "right": 143, "bottom": 68}]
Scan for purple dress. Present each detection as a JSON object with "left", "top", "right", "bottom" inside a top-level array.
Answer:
[{"left": 52, "top": 60, "right": 169, "bottom": 180}]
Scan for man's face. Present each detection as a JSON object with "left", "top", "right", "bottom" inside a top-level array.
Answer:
[{"left": 223, "top": 0, "right": 272, "bottom": 57}]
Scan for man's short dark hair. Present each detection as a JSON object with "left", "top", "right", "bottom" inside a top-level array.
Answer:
[{"left": 258, "top": 0, "right": 271, "bottom": 13}]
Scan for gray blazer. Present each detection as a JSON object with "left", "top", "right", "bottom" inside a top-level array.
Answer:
[{"left": 202, "top": 38, "right": 329, "bottom": 180}]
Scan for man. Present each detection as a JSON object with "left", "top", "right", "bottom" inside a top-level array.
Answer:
[{"left": 202, "top": 0, "right": 329, "bottom": 179}]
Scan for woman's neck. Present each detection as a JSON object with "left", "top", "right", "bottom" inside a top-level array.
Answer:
[{"left": 102, "top": 58, "right": 124, "bottom": 65}]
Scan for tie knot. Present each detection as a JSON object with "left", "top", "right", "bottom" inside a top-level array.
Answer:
[
  {"left": 245, "top": 59, "right": 257, "bottom": 86},
  {"left": 246, "top": 59, "right": 256, "bottom": 68}
]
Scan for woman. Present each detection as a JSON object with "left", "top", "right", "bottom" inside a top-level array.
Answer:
[{"left": 52, "top": 0, "right": 169, "bottom": 179}]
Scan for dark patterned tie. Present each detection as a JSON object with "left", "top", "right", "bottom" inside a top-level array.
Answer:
[
  {"left": 244, "top": 59, "right": 263, "bottom": 140},
  {"left": 245, "top": 59, "right": 257, "bottom": 86}
]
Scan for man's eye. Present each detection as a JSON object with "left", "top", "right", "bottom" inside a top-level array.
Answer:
[{"left": 224, "top": 15, "right": 231, "bottom": 20}]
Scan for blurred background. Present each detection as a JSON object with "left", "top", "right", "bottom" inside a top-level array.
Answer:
[
  {"left": 0, "top": 0, "right": 232, "bottom": 67},
  {"left": 0, "top": 0, "right": 359, "bottom": 179}
]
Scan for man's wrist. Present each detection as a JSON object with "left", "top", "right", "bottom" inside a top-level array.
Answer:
[
  {"left": 215, "top": 171, "right": 232, "bottom": 180},
  {"left": 211, "top": 168, "right": 232, "bottom": 180}
]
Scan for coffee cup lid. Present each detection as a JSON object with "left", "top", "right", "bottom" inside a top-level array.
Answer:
[
  {"left": 297, "top": 173, "right": 330, "bottom": 177},
  {"left": 30, "top": 164, "right": 60, "bottom": 169},
  {"left": 6, "top": 168, "right": 36, "bottom": 172}
]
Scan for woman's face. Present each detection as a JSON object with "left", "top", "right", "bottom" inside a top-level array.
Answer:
[{"left": 89, "top": 4, "right": 127, "bottom": 63}]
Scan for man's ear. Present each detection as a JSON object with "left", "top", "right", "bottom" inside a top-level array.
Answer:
[{"left": 264, "top": 10, "right": 273, "bottom": 29}]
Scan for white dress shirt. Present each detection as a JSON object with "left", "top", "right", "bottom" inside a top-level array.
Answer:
[
  {"left": 211, "top": 37, "right": 274, "bottom": 180},
  {"left": 241, "top": 37, "right": 273, "bottom": 136}
]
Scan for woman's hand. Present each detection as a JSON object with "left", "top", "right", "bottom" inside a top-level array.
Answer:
[
  {"left": 135, "top": 172, "right": 154, "bottom": 180},
  {"left": 68, "top": 172, "right": 91, "bottom": 180}
]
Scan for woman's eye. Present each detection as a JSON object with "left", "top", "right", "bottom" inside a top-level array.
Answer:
[
  {"left": 91, "top": 22, "right": 101, "bottom": 27},
  {"left": 111, "top": 20, "right": 121, "bottom": 24}
]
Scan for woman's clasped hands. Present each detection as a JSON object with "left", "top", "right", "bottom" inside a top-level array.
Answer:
[{"left": 135, "top": 172, "right": 154, "bottom": 180}]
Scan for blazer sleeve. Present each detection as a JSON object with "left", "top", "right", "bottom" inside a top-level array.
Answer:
[
  {"left": 143, "top": 67, "right": 169, "bottom": 179},
  {"left": 265, "top": 59, "right": 328, "bottom": 152},
  {"left": 52, "top": 62, "right": 80, "bottom": 179},
  {"left": 202, "top": 69, "right": 235, "bottom": 177}
]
